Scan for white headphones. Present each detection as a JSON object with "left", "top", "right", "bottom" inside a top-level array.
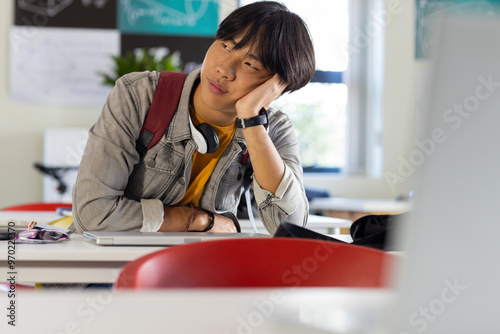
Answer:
[{"left": 188, "top": 116, "right": 219, "bottom": 154}]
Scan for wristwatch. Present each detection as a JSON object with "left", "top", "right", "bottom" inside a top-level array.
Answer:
[{"left": 236, "top": 108, "right": 268, "bottom": 129}]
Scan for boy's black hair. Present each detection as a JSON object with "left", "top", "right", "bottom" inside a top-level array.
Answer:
[{"left": 216, "top": 1, "right": 316, "bottom": 93}]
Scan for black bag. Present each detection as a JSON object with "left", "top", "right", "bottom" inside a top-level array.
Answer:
[
  {"left": 349, "top": 213, "right": 406, "bottom": 250},
  {"left": 274, "top": 213, "right": 407, "bottom": 251},
  {"left": 274, "top": 222, "right": 348, "bottom": 244}
]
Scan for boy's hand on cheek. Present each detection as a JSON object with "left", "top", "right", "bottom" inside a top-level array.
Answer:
[{"left": 235, "top": 74, "right": 287, "bottom": 118}]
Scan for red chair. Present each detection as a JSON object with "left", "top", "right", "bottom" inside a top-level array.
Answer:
[
  {"left": 115, "top": 238, "right": 393, "bottom": 289},
  {"left": 0, "top": 202, "right": 72, "bottom": 212}
]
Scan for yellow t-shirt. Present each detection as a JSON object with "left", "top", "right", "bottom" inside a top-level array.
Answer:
[{"left": 176, "top": 110, "right": 236, "bottom": 206}]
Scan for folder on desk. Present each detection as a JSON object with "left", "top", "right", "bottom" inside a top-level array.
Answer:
[{"left": 83, "top": 231, "right": 270, "bottom": 246}]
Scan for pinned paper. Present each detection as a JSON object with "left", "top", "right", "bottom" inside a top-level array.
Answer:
[{"left": 9, "top": 26, "right": 119, "bottom": 106}]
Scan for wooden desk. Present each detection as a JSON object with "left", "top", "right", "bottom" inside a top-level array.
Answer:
[
  {"left": 309, "top": 197, "right": 412, "bottom": 227},
  {"left": 239, "top": 214, "right": 352, "bottom": 234},
  {"left": 0, "top": 235, "right": 356, "bottom": 285},
  {"left": 0, "top": 234, "right": 164, "bottom": 284},
  {"left": 0, "top": 213, "right": 351, "bottom": 284},
  {"left": 0, "top": 288, "right": 395, "bottom": 333}
]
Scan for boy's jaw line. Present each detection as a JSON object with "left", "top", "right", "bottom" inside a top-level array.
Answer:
[{"left": 193, "top": 78, "right": 237, "bottom": 127}]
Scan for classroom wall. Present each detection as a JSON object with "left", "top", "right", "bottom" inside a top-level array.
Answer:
[
  {"left": 0, "top": 0, "right": 419, "bottom": 208},
  {"left": 0, "top": 0, "right": 103, "bottom": 208}
]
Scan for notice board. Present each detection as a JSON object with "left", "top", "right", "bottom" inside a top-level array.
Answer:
[{"left": 11, "top": 0, "right": 220, "bottom": 106}]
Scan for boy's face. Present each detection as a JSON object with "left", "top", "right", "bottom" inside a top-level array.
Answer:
[{"left": 197, "top": 34, "right": 274, "bottom": 116}]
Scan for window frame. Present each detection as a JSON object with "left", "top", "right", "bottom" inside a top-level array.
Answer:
[
  {"left": 344, "top": 0, "right": 385, "bottom": 178},
  {"left": 235, "top": 0, "right": 385, "bottom": 177}
]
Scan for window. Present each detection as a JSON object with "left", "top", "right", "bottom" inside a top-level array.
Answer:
[{"left": 239, "top": 0, "right": 384, "bottom": 176}]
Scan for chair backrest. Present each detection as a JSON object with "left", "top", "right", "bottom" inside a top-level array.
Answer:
[
  {"left": 115, "top": 238, "right": 392, "bottom": 289},
  {"left": 0, "top": 202, "right": 72, "bottom": 212}
]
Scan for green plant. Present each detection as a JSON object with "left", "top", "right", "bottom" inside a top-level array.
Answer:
[{"left": 99, "top": 47, "right": 183, "bottom": 86}]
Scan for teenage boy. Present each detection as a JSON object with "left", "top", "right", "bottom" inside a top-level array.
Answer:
[{"left": 72, "top": 1, "right": 316, "bottom": 234}]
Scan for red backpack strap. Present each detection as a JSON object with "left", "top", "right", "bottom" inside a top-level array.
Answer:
[{"left": 137, "top": 71, "right": 188, "bottom": 154}]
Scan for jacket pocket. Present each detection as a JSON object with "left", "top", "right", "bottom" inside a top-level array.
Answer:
[
  {"left": 215, "top": 160, "right": 246, "bottom": 212},
  {"left": 125, "top": 144, "right": 184, "bottom": 201}
]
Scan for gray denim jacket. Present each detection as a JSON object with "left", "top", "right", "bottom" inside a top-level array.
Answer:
[{"left": 72, "top": 69, "right": 308, "bottom": 234}]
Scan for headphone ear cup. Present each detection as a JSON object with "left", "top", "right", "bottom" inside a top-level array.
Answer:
[{"left": 196, "top": 123, "right": 219, "bottom": 154}]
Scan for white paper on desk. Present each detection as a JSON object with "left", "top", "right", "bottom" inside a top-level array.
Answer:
[{"left": 9, "top": 26, "right": 119, "bottom": 106}]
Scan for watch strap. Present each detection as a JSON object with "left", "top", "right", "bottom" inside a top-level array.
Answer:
[{"left": 236, "top": 108, "right": 268, "bottom": 129}]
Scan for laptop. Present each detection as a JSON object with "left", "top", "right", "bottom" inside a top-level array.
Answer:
[
  {"left": 389, "top": 12, "right": 500, "bottom": 333},
  {"left": 83, "top": 231, "right": 271, "bottom": 246}
]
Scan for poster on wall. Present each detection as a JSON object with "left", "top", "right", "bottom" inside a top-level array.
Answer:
[
  {"left": 9, "top": 26, "right": 119, "bottom": 106},
  {"left": 14, "top": 0, "right": 117, "bottom": 29},
  {"left": 118, "top": 0, "right": 219, "bottom": 36},
  {"left": 42, "top": 128, "right": 89, "bottom": 203}
]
